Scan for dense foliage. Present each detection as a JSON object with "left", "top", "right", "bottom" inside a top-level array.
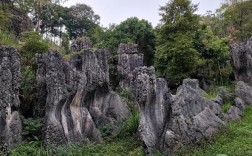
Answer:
[{"left": 155, "top": 0, "right": 232, "bottom": 87}]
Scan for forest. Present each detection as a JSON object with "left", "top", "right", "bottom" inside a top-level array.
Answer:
[{"left": 0, "top": 0, "right": 252, "bottom": 155}]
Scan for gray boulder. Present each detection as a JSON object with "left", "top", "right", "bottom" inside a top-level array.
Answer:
[
  {"left": 231, "top": 37, "right": 252, "bottom": 85},
  {"left": 117, "top": 44, "right": 144, "bottom": 89},
  {"left": 37, "top": 49, "right": 130, "bottom": 147},
  {"left": 129, "top": 66, "right": 225, "bottom": 155},
  {"left": 235, "top": 81, "right": 252, "bottom": 104},
  {"left": 163, "top": 79, "right": 224, "bottom": 154},
  {"left": 225, "top": 97, "right": 246, "bottom": 121},
  {"left": 0, "top": 46, "right": 22, "bottom": 150}
]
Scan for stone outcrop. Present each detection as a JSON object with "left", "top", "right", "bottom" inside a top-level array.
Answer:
[
  {"left": 131, "top": 66, "right": 172, "bottom": 153},
  {"left": 0, "top": 46, "right": 22, "bottom": 150},
  {"left": 71, "top": 37, "right": 93, "bottom": 52},
  {"left": 36, "top": 49, "right": 130, "bottom": 147},
  {"left": 117, "top": 44, "right": 144, "bottom": 89},
  {"left": 235, "top": 81, "right": 252, "bottom": 105},
  {"left": 231, "top": 37, "right": 252, "bottom": 85},
  {"left": 118, "top": 44, "right": 225, "bottom": 155},
  {"left": 165, "top": 79, "right": 224, "bottom": 150}
]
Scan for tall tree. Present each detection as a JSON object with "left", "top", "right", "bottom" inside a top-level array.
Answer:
[
  {"left": 62, "top": 3, "right": 100, "bottom": 39},
  {"left": 155, "top": 0, "right": 201, "bottom": 86},
  {"left": 214, "top": 0, "right": 252, "bottom": 41}
]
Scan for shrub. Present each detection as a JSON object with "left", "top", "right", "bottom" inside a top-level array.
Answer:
[
  {"left": 20, "top": 32, "right": 49, "bottom": 66},
  {"left": 21, "top": 117, "right": 43, "bottom": 141},
  {"left": 0, "top": 32, "right": 16, "bottom": 46},
  {"left": 116, "top": 111, "right": 140, "bottom": 138}
]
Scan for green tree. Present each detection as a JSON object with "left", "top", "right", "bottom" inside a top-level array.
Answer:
[
  {"left": 114, "top": 17, "right": 156, "bottom": 66},
  {"left": 194, "top": 26, "right": 231, "bottom": 85},
  {"left": 62, "top": 3, "right": 100, "bottom": 39},
  {"left": 214, "top": 0, "right": 252, "bottom": 41},
  {"left": 155, "top": 0, "right": 201, "bottom": 86}
]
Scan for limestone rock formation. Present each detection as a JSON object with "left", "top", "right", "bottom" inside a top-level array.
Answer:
[
  {"left": 117, "top": 44, "right": 144, "bottom": 89},
  {"left": 166, "top": 79, "right": 224, "bottom": 148},
  {"left": 71, "top": 37, "right": 93, "bottom": 52},
  {"left": 37, "top": 49, "right": 130, "bottom": 147},
  {"left": 0, "top": 46, "right": 22, "bottom": 150},
  {"left": 131, "top": 74, "right": 225, "bottom": 154},
  {"left": 235, "top": 81, "right": 252, "bottom": 104},
  {"left": 231, "top": 37, "right": 252, "bottom": 85},
  {"left": 131, "top": 66, "right": 172, "bottom": 153},
  {"left": 117, "top": 44, "right": 225, "bottom": 155}
]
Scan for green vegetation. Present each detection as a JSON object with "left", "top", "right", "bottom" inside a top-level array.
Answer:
[
  {"left": 116, "top": 87, "right": 140, "bottom": 138},
  {"left": 21, "top": 117, "right": 43, "bottom": 141},
  {"left": 203, "top": 85, "right": 235, "bottom": 113},
  {"left": 176, "top": 106, "right": 252, "bottom": 156},
  {"left": 10, "top": 136, "right": 144, "bottom": 156},
  {"left": 0, "top": 32, "right": 17, "bottom": 46}
]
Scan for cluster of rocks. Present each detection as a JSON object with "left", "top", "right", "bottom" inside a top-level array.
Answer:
[
  {"left": 0, "top": 46, "right": 22, "bottom": 150},
  {"left": 36, "top": 48, "right": 130, "bottom": 147},
  {"left": 227, "top": 37, "right": 252, "bottom": 121},
  {"left": 1, "top": 37, "right": 252, "bottom": 155},
  {"left": 117, "top": 44, "right": 226, "bottom": 154}
]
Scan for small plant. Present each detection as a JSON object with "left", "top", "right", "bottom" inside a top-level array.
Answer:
[
  {"left": 116, "top": 111, "right": 140, "bottom": 138},
  {"left": 21, "top": 117, "right": 43, "bottom": 141},
  {"left": 0, "top": 31, "right": 17, "bottom": 46},
  {"left": 98, "top": 123, "right": 114, "bottom": 140},
  {"left": 116, "top": 87, "right": 136, "bottom": 112},
  {"left": 222, "top": 101, "right": 232, "bottom": 113}
]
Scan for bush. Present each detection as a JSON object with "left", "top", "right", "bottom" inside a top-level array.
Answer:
[
  {"left": 20, "top": 32, "right": 49, "bottom": 66},
  {"left": 21, "top": 117, "right": 43, "bottom": 141},
  {"left": 116, "top": 111, "right": 140, "bottom": 138},
  {"left": 0, "top": 32, "right": 17, "bottom": 46}
]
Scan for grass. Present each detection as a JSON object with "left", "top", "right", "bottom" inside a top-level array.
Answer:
[
  {"left": 176, "top": 106, "right": 252, "bottom": 156},
  {"left": 9, "top": 135, "right": 144, "bottom": 156},
  {"left": 222, "top": 101, "right": 232, "bottom": 113}
]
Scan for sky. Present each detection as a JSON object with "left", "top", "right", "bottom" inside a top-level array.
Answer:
[{"left": 62, "top": 0, "right": 222, "bottom": 27}]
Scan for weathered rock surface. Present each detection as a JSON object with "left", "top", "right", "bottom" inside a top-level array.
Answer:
[
  {"left": 231, "top": 37, "right": 252, "bottom": 85},
  {"left": 117, "top": 44, "right": 144, "bottom": 89},
  {"left": 71, "top": 37, "right": 93, "bottom": 52},
  {"left": 0, "top": 46, "right": 22, "bottom": 150},
  {"left": 235, "top": 81, "right": 252, "bottom": 104},
  {"left": 37, "top": 49, "right": 130, "bottom": 147},
  {"left": 131, "top": 66, "right": 172, "bottom": 153},
  {"left": 166, "top": 79, "right": 224, "bottom": 150},
  {"left": 129, "top": 68, "right": 225, "bottom": 154},
  {"left": 118, "top": 44, "right": 225, "bottom": 155}
]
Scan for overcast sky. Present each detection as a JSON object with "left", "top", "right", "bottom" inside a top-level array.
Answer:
[{"left": 62, "top": 0, "right": 222, "bottom": 27}]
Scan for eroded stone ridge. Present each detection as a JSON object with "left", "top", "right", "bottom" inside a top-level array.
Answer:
[
  {"left": 164, "top": 79, "right": 224, "bottom": 154},
  {"left": 131, "top": 68, "right": 225, "bottom": 154},
  {"left": 0, "top": 46, "right": 22, "bottom": 150},
  {"left": 231, "top": 37, "right": 252, "bottom": 85},
  {"left": 118, "top": 44, "right": 226, "bottom": 155},
  {"left": 71, "top": 37, "right": 93, "bottom": 52},
  {"left": 117, "top": 44, "right": 144, "bottom": 89},
  {"left": 131, "top": 66, "right": 172, "bottom": 153},
  {"left": 37, "top": 49, "right": 130, "bottom": 147}
]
